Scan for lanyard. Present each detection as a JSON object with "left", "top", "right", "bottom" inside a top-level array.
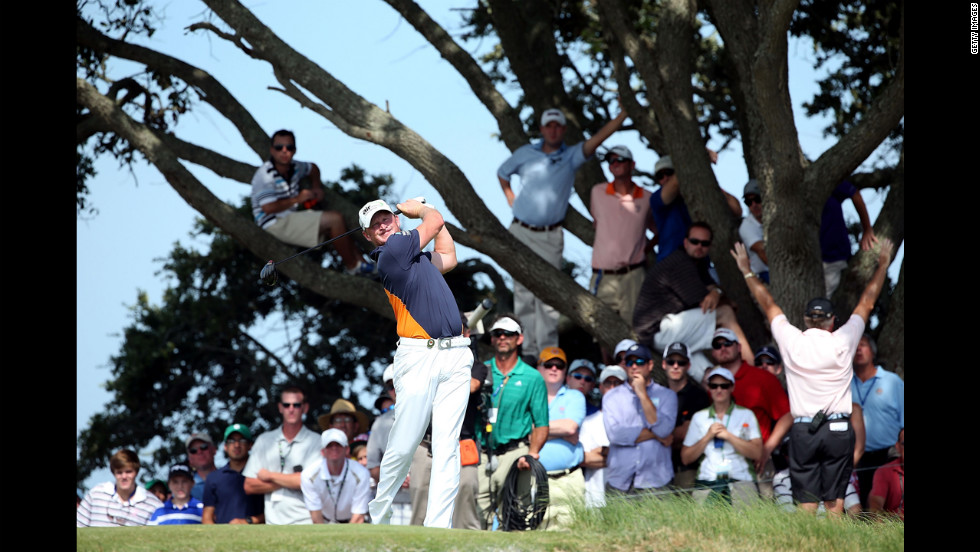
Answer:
[
  {"left": 708, "top": 402, "right": 736, "bottom": 431},
  {"left": 855, "top": 375, "right": 879, "bottom": 407},
  {"left": 278, "top": 438, "right": 291, "bottom": 472},
  {"left": 326, "top": 460, "right": 349, "bottom": 523}
]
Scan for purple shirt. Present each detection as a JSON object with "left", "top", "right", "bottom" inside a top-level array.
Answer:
[{"left": 602, "top": 380, "right": 678, "bottom": 490}]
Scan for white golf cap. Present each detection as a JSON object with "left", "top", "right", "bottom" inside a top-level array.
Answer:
[
  {"left": 489, "top": 316, "right": 522, "bottom": 335},
  {"left": 599, "top": 365, "right": 628, "bottom": 384},
  {"left": 359, "top": 199, "right": 394, "bottom": 229},
  {"left": 320, "top": 428, "right": 348, "bottom": 449},
  {"left": 569, "top": 359, "right": 597, "bottom": 375},
  {"left": 540, "top": 108, "right": 566, "bottom": 126},
  {"left": 382, "top": 364, "right": 394, "bottom": 383},
  {"left": 613, "top": 339, "right": 638, "bottom": 358}
]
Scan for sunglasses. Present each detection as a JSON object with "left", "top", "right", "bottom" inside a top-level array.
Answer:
[
  {"left": 332, "top": 416, "right": 356, "bottom": 424},
  {"left": 687, "top": 237, "right": 712, "bottom": 247},
  {"left": 756, "top": 359, "right": 777, "bottom": 366},
  {"left": 272, "top": 144, "right": 296, "bottom": 152},
  {"left": 571, "top": 373, "right": 595, "bottom": 383},
  {"left": 712, "top": 340, "right": 735, "bottom": 349},
  {"left": 608, "top": 157, "right": 631, "bottom": 165},
  {"left": 491, "top": 329, "right": 519, "bottom": 338},
  {"left": 625, "top": 358, "right": 648, "bottom": 367},
  {"left": 744, "top": 196, "right": 761, "bottom": 206},
  {"left": 188, "top": 445, "right": 210, "bottom": 454},
  {"left": 707, "top": 382, "right": 733, "bottom": 390},
  {"left": 654, "top": 168, "right": 675, "bottom": 182},
  {"left": 281, "top": 401, "right": 304, "bottom": 409},
  {"left": 542, "top": 362, "right": 566, "bottom": 371},
  {"left": 664, "top": 359, "right": 689, "bottom": 367}
]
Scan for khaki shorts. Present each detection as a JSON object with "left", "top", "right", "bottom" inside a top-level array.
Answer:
[{"left": 265, "top": 211, "right": 322, "bottom": 248}]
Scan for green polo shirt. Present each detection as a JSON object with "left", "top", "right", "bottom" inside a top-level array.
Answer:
[{"left": 478, "top": 356, "right": 549, "bottom": 450}]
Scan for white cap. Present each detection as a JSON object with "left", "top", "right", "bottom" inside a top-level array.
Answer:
[
  {"left": 359, "top": 199, "right": 394, "bottom": 229},
  {"left": 712, "top": 328, "right": 739, "bottom": 343},
  {"left": 599, "top": 365, "right": 628, "bottom": 384},
  {"left": 569, "top": 359, "right": 597, "bottom": 376},
  {"left": 654, "top": 156, "right": 673, "bottom": 173},
  {"left": 706, "top": 366, "right": 735, "bottom": 385},
  {"left": 605, "top": 145, "right": 633, "bottom": 162},
  {"left": 320, "top": 428, "right": 348, "bottom": 449},
  {"left": 613, "top": 339, "right": 638, "bottom": 358},
  {"left": 489, "top": 316, "right": 522, "bottom": 335},
  {"left": 540, "top": 108, "right": 567, "bottom": 126},
  {"left": 382, "top": 364, "right": 394, "bottom": 383}
]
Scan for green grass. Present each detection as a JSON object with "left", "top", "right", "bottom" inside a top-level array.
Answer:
[{"left": 76, "top": 495, "right": 903, "bottom": 552}]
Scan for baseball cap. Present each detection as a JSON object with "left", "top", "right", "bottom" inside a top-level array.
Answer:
[
  {"left": 624, "top": 343, "right": 652, "bottom": 361},
  {"left": 805, "top": 298, "right": 835, "bottom": 318},
  {"left": 754, "top": 345, "right": 782, "bottom": 365},
  {"left": 144, "top": 479, "right": 167, "bottom": 491},
  {"left": 539, "top": 346, "right": 567, "bottom": 364},
  {"left": 540, "top": 108, "right": 567, "bottom": 126},
  {"left": 706, "top": 366, "right": 736, "bottom": 385},
  {"left": 168, "top": 462, "right": 194, "bottom": 481},
  {"left": 605, "top": 145, "right": 633, "bottom": 162},
  {"left": 359, "top": 199, "right": 394, "bottom": 229},
  {"left": 599, "top": 365, "right": 628, "bottom": 384},
  {"left": 489, "top": 316, "right": 522, "bottom": 335},
  {"left": 743, "top": 179, "right": 761, "bottom": 199},
  {"left": 185, "top": 433, "right": 214, "bottom": 449},
  {"left": 712, "top": 328, "right": 739, "bottom": 343},
  {"left": 613, "top": 339, "right": 638, "bottom": 359},
  {"left": 320, "top": 428, "right": 349, "bottom": 449},
  {"left": 654, "top": 156, "right": 673, "bottom": 173},
  {"left": 569, "top": 359, "right": 597, "bottom": 375},
  {"left": 662, "top": 342, "right": 690, "bottom": 360},
  {"left": 223, "top": 423, "right": 253, "bottom": 442}
]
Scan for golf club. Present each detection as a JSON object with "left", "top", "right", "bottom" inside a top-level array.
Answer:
[{"left": 259, "top": 197, "right": 426, "bottom": 286}]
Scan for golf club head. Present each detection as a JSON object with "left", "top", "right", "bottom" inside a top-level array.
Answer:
[{"left": 260, "top": 260, "right": 278, "bottom": 286}]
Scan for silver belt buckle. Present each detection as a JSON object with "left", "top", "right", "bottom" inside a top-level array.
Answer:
[
  {"left": 426, "top": 339, "right": 435, "bottom": 349},
  {"left": 438, "top": 338, "right": 451, "bottom": 350}
]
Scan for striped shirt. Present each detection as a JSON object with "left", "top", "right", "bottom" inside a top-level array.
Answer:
[
  {"left": 77, "top": 482, "right": 164, "bottom": 527},
  {"left": 250, "top": 159, "right": 315, "bottom": 229},
  {"left": 148, "top": 498, "right": 204, "bottom": 525}
]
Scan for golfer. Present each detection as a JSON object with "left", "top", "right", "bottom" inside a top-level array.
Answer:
[{"left": 360, "top": 197, "right": 473, "bottom": 528}]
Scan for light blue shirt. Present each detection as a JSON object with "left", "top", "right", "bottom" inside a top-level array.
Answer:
[
  {"left": 538, "top": 386, "right": 586, "bottom": 471},
  {"left": 498, "top": 141, "right": 590, "bottom": 226},
  {"left": 851, "top": 366, "right": 905, "bottom": 451},
  {"left": 602, "top": 380, "right": 678, "bottom": 490}
]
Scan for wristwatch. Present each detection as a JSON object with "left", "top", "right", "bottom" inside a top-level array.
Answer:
[
  {"left": 713, "top": 287, "right": 723, "bottom": 295},
  {"left": 246, "top": 516, "right": 254, "bottom": 524}
]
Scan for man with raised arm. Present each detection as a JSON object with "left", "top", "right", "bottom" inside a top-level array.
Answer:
[{"left": 731, "top": 237, "right": 895, "bottom": 516}]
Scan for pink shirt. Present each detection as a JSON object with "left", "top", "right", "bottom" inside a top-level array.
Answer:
[
  {"left": 589, "top": 182, "right": 651, "bottom": 270},
  {"left": 770, "top": 313, "right": 865, "bottom": 418}
]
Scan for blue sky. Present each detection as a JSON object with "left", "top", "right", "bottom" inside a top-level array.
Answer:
[{"left": 77, "top": 1, "right": 901, "bottom": 490}]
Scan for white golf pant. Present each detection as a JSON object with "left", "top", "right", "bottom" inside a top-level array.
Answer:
[{"left": 369, "top": 337, "right": 473, "bottom": 528}]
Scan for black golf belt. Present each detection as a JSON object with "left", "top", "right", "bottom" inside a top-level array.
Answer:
[
  {"left": 593, "top": 262, "right": 646, "bottom": 275},
  {"left": 397, "top": 336, "right": 472, "bottom": 349},
  {"left": 513, "top": 218, "right": 563, "bottom": 232},
  {"left": 491, "top": 437, "right": 530, "bottom": 456},
  {"left": 547, "top": 466, "right": 580, "bottom": 480}
]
